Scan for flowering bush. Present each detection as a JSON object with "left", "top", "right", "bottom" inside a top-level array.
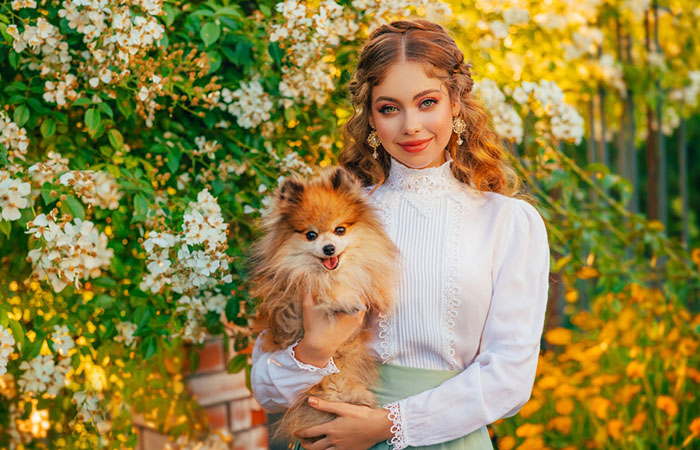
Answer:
[{"left": 0, "top": 0, "right": 698, "bottom": 448}]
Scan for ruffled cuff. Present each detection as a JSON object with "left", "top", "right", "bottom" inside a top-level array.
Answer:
[
  {"left": 383, "top": 400, "right": 408, "bottom": 450},
  {"left": 287, "top": 341, "right": 340, "bottom": 376}
]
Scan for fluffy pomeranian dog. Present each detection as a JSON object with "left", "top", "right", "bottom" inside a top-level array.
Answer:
[{"left": 249, "top": 167, "right": 398, "bottom": 443}]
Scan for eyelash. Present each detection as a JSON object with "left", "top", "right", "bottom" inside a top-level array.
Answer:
[{"left": 378, "top": 98, "right": 438, "bottom": 114}]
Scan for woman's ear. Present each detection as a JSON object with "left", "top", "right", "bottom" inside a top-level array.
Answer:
[
  {"left": 368, "top": 115, "right": 375, "bottom": 129},
  {"left": 451, "top": 101, "right": 460, "bottom": 117}
]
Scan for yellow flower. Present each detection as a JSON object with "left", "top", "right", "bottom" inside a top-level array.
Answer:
[
  {"left": 547, "top": 416, "right": 572, "bottom": 434},
  {"left": 537, "top": 375, "right": 558, "bottom": 390},
  {"left": 545, "top": 327, "right": 573, "bottom": 346},
  {"left": 590, "top": 396, "right": 611, "bottom": 420},
  {"left": 519, "top": 398, "right": 543, "bottom": 419},
  {"left": 555, "top": 398, "right": 575, "bottom": 415},
  {"left": 577, "top": 266, "right": 599, "bottom": 279},
  {"left": 607, "top": 419, "right": 624, "bottom": 440},
  {"left": 515, "top": 423, "right": 544, "bottom": 438},
  {"left": 691, "top": 248, "right": 700, "bottom": 266},
  {"left": 498, "top": 436, "right": 516, "bottom": 450},
  {"left": 516, "top": 437, "right": 546, "bottom": 450},
  {"left": 625, "top": 360, "right": 645, "bottom": 379},
  {"left": 678, "top": 338, "right": 698, "bottom": 357},
  {"left": 570, "top": 311, "right": 599, "bottom": 330},
  {"left": 614, "top": 384, "right": 641, "bottom": 405},
  {"left": 690, "top": 417, "right": 700, "bottom": 435},
  {"left": 656, "top": 396, "right": 678, "bottom": 417},
  {"left": 553, "top": 383, "right": 575, "bottom": 398},
  {"left": 630, "top": 412, "right": 646, "bottom": 431},
  {"left": 688, "top": 367, "right": 700, "bottom": 383}
]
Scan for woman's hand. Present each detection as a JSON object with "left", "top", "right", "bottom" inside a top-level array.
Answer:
[
  {"left": 296, "top": 396, "right": 393, "bottom": 450},
  {"left": 294, "top": 292, "right": 366, "bottom": 368}
]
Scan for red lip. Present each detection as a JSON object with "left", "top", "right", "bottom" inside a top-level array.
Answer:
[{"left": 398, "top": 137, "right": 432, "bottom": 153}]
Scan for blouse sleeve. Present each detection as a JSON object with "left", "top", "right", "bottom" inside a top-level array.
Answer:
[
  {"left": 384, "top": 199, "right": 550, "bottom": 448},
  {"left": 250, "top": 334, "right": 340, "bottom": 413}
]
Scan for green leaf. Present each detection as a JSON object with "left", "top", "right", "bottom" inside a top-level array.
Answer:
[
  {"left": 216, "top": 6, "right": 242, "bottom": 18},
  {"left": 85, "top": 108, "right": 101, "bottom": 132},
  {"left": 163, "top": 4, "right": 180, "bottom": 27},
  {"left": 206, "top": 50, "right": 222, "bottom": 73},
  {"left": 14, "top": 105, "right": 29, "bottom": 127},
  {"left": 9, "top": 320, "right": 25, "bottom": 351},
  {"left": 108, "top": 129, "right": 124, "bottom": 150},
  {"left": 71, "top": 97, "right": 92, "bottom": 107},
  {"left": 166, "top": 147, "right": 181, "bottom": 174},
  {"left": 225, "top": 298, "right": 239, "bottom": 322},
  {"left": 9, "top": 51, "right": 19, "bottom": 69},
  {"left": 134, "top": 306, "right": 152, "bottom": 327},
  {"left": 259, "top": 4, "right": 271, "bottom": 17},
  {"left": 227, "top": 353, "right": 247, "bottom": 373},
  {"left": 200, "top": 22, "right": 221, "bottom": 47},
  {"left": 40, "top": 118, "right": 56, "bottom": 138},
  {"left": 40, "top": 182, "right": 55, "bottom": 205},
  {"left": 98, "top": 102, "right": 113, "bottom": 119},
  {"left": 142, "top": 335, "right": 157, "bottom": 359},
  {"left": 268, "top": 42, "right": 284, "bottom": 66},
  {"left": 133, "top": 194, "right": 149, "bottom": 222},
  {"left": 64, "top": 195, "right": 85, "bottom": 220},
  {"left": 0, "top": 220, "right": 10, "bottom": 238}
]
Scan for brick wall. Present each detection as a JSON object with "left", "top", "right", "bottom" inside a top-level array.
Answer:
[{"left": 135, "top": 335, "right": 269, "bottom": 450}]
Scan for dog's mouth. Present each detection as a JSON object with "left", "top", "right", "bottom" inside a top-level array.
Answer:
[{"left": 320, "top": 254, "right": 340, "bottom": 270}]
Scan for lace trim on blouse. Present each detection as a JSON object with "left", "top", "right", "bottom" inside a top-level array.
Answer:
[
  {"left": 383, "top": 401, "right": 408, "bottom": 450},
  {"left": 287, "top": 341, "right": 340, "bottom": 375}
]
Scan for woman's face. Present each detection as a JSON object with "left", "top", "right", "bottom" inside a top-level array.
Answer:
[{"left": 369, "top": 61, "right": 459, "bottom": 169}]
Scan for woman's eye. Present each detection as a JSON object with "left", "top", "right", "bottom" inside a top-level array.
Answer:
[
  {"left": 379, "top": 105, "right": 397, "bottom": 114},
  {"left": 334, "top": 226, "right": 346, "bottom": 236},
  {"left": 305, "top": 231, "right": 318, "bottom": 241},
  {"left": 421, "top": 98, "right": 437, "bottom": 108}
]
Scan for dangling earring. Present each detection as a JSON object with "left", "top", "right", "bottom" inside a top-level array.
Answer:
[
  {"left": 366, "top": 128, "right": 381, "bottom": 159},
  {"left": 452, "top": 116, "right": 467, "bottom": 145}
]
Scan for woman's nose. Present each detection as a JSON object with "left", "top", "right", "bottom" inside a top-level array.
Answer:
[{"left": 402, "top": 111, "right": 422, "bottom": 134}]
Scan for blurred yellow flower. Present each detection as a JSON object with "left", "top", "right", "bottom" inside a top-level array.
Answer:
[
  {"left": 570, "top": 311, "right": 600, "bottom": 330},
  {"left": 691, "top": 248, "right": 700, "bottom": 266},
  {"left": 564, "top": 290, "right": 578, "bottom": 303},
  {"left": 590, "top": 396, "right": 611, "bottom": 419},
  {"left": 614, "top": 384, "right": 641, "bottom": 405},
  {"left": 606, "top": 419, "right": 624, "bottom": 440},
  {"left": 538, "top": 375, "right": 558, "bottom": 390},
  {"left": 498, "top": 436, "right": 516, "bottom": 450},
  {"left": 545, "top": 327, "right": 573, "bottom": 346},
  {"left": 577, "top": 266, "right": 599, "bottom": 279},
  {"left": 656, "top": 396, "right": 678, "bottom": 417},
  {"left": 630, "top": 412, "right": 646, "bottom": 431},
  {"left": 678, "top": 338, "right": 698, "bottom": 357},
  {"left": 555, "top": 398, "right": 575, "bottom": 415},
  {"left": 516, "top": 437, "right": 546, "bottom": 450},
  {"left": 519, "top": 398, "right": 543, "bottom": 419},
  {"left": 683, "top": 417, "right": 700, "bottom": 447},
  {"left": 515, "top": 423, "right": 544, "bottom": 438},
  {"left": 547, "top": 416, "right": 572, "bottom": 434},
  {"left": 625, "top": 360, "right": 645, "bottom": 379},
  {"left": 688, "top": 367, "right": 700, "bottom": 383},
  {"left": 553, "top": 383, "right": 575, "bottom": 398}
]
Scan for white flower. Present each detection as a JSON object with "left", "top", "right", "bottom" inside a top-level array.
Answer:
[
  {"left": 229, "top": 80, "right": 274, "bottom": 129},
  {"left": 0, "top": 172, "right": 31, "bottom": 221},
  {"left": 114, "top": 321, "right": 138, "bottom": 347},
  {"left": 0, "top": 326, "right": 15, "bottom": 376},
  {"left": 51, "top": 325, "right": 75, "bottom": 356}
]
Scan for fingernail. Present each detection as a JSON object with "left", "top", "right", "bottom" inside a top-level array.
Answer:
[{"left": 308, "top": 396, "right": 318, "bottom": 406}]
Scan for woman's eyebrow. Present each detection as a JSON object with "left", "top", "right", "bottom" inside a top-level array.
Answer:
[{"left": 374, "top": 89, "right": 441, "bottom": 104}]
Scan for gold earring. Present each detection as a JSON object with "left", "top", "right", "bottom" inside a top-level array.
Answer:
[
  {"left": 367, "top": 128, "right": 380, "bottom": 159},
  {"left": 452, "top": 117, "right": 467, "bottom": 145}
]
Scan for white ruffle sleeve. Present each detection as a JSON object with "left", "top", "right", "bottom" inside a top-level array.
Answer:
[
  {"left": 385, "top": 199, "right": 550, "bottom": 447},
  {"left": 250, "top": 335, "right": 339, "bottom": 413}
]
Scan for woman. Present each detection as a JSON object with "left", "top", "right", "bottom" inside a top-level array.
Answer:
[{"left": 251, "top": 19, "right": 550, "bottom": 450}]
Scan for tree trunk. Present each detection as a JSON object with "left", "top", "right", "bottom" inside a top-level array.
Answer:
[{"left": 653, "top": 1, "right": 667, "bottom": 227}]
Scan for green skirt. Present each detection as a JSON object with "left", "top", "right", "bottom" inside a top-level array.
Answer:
[{"left": 295, "top": 364, "right": 493, "bottom": 450}]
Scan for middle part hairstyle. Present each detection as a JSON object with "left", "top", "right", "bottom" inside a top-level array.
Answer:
[{"left": 340, "top": 19, "right": 520, "bottom": 196}]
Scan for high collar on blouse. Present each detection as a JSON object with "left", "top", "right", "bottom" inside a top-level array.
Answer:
[{"left": 382, "top": 156, "right": 474, "bottom": 212}]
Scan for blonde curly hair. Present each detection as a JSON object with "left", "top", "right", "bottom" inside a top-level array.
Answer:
[{"left": 340, "top": 19, "right": 520, "bottom": 196}]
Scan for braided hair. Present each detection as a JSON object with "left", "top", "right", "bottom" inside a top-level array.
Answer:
[{"left": 340, "top": 19, "right": 519, "bottom": 196}]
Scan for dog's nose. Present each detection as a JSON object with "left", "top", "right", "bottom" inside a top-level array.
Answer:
[{"left": 323, "top": 245, "right": 335, "bottom": 256}]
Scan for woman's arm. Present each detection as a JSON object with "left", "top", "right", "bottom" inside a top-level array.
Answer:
[
  {"left": 383, "top": 199, "right": 550, "bottom": 447},
  {"left": 250, "top": 293, "right": 367, "bottom": 412}
]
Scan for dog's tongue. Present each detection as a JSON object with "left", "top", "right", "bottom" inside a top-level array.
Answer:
[{"left": 322, "top": 256, "right": 339, "bottom": 270}]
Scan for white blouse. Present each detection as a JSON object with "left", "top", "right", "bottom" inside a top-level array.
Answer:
[{"left": 250, "top": 157, "right": 550, "bottom": 449}]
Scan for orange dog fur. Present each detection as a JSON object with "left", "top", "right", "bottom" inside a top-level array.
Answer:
[{"left": 249, "top": 167, "right": 398, "bottom": 443}]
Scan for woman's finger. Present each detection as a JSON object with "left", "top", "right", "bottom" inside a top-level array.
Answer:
[
  {"left": 308, "top": 396, "right": 352, "bottom": 415},
  {"left": 296, "top": 421, "right": 329, "bottom": 439},
  {"left": 299, "top": 436, "right": 332, "bottom": 450}
]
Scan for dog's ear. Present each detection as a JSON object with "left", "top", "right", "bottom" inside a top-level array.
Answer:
[
  {"left": 279, "top": 178, "right": 304, "bottom": 203},
  {"left": 330, "top": 167, "right": 357, "bottom": 191}
]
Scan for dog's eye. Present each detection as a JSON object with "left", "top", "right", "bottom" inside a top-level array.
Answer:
[
  {"left": 305, "top": 231, "right": 318, "bottom": 241},
  {"left": 334, "top": 227, "right": 346, "bottom": 236}
]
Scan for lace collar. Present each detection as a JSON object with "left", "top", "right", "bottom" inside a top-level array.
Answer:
[{"left": 381, "top": 156, "right": 474, "bottom": 212}]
